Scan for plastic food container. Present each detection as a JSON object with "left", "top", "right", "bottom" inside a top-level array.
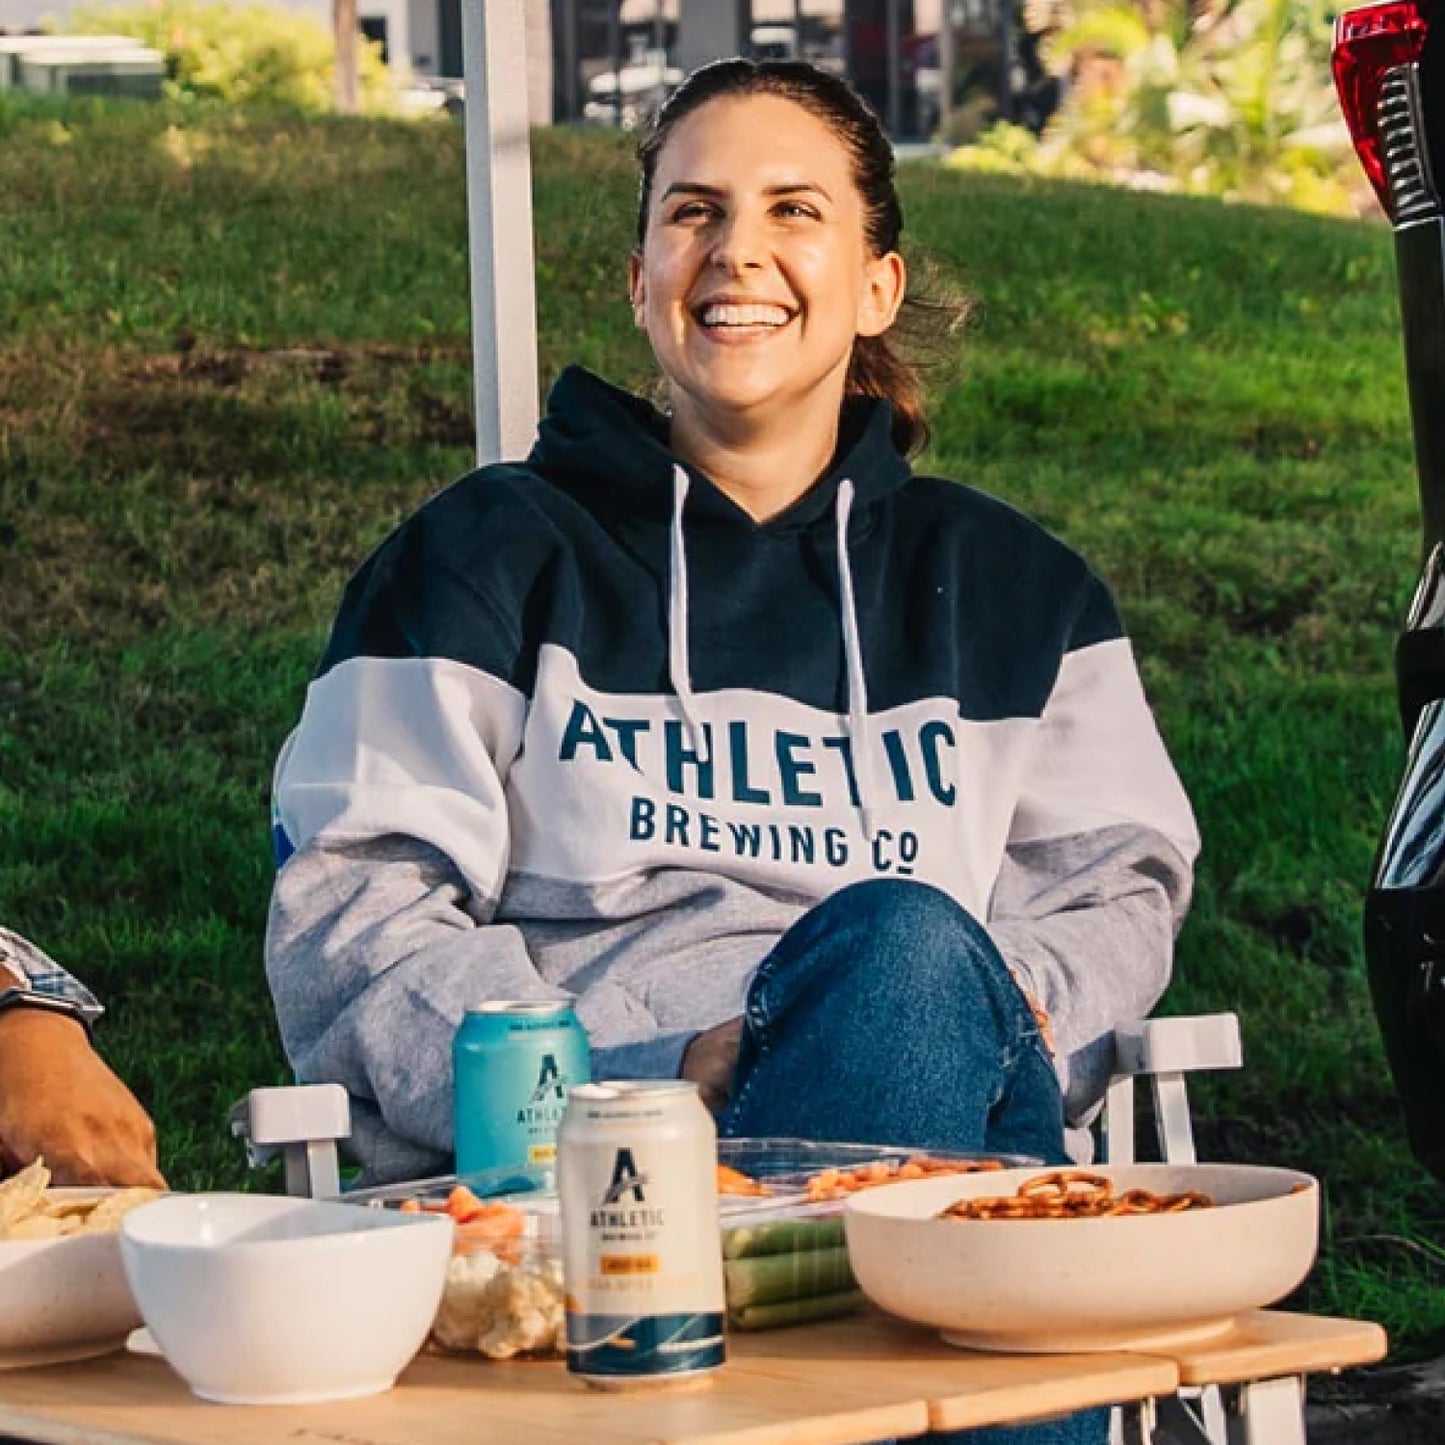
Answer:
[
  {"left": 343, "top": 1167, "right": 564, "bottom": 1360},
  {"left": 713, "top": 1140, "right": 1037, "bottom": 1331},
  {"left": 341, "top": 1139, "right": 1038, "bottom": 1348}
]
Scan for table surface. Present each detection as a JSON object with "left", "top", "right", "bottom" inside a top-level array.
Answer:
[{"left": 0, "top": 1310, "right": 1387, "bottom": 1445}]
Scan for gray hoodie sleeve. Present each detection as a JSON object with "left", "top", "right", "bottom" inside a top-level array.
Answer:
[
  {"left": 985, "top": 631, "right": 1199, "bottom": 1129},
  {"left": 266, "top": 835, "right": 693, "bottom": 1178}
]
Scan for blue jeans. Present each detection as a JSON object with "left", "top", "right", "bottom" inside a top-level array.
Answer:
[{"left": 721, "top": 879, "right": 1109, "bottom": 1445}]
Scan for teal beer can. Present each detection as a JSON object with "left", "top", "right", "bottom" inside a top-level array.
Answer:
[{"left": 453, "top": 1001, "right": 591, "bottom": 1175}]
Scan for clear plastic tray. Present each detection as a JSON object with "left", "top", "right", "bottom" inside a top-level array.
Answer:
[
  {"left": 338, "top": 1138, "right": 1039, "bottom": 1339},
  {"left": 342, "top": 1161, "right": 554, "bottom": 1210},
  {"left": 717, "top": 1138, "right": 1037, "bottom": 1210},
  {"left": 339, "top": 1138, "right": 1037, "bottom": 1220}
]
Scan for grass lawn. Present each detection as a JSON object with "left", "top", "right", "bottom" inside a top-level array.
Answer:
[{"left": 2, "top": 97, "right": 1442, "bottom": 1347}]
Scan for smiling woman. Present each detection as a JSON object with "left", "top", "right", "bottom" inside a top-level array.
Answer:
[
  {"left": 630, "top": 64, "right": 927, "bottom": 527},
  {"left": 265, "top": 58, "right": 1197, "bottom": 1445},
  {"left": 629, "top": 87, "right": 905, "bottom": 520}
]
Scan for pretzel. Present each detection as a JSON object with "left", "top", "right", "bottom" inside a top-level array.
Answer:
[{"left": 939, "top": 1169, "right": 1214, "bottom": 1221}]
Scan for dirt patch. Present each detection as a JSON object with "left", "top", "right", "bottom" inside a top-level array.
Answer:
[{"left": 0, "top": 341, "right": 474, "bottom": 648}]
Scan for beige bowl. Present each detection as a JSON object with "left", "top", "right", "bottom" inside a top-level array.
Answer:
[
  {"left": 0, "top": 1189, "right": 143, "bottom": 1369},
  {"left": 844, "top": 1163, "right": 1318, "bottom": 1353}
]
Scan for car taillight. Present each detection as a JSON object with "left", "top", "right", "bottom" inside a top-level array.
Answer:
[{"left": 1333, "top": 1, "right": 1431, "bottom": 215}]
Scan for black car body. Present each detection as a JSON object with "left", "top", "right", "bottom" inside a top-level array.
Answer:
[{"left": 1333, "top": 1, "right": 1445, "bottom": 1175}]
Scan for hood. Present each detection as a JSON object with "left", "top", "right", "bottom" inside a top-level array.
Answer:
[
  {"left": 527, "top": 366, "right": 913, "bottom": 839},
  {"left": 528, "top": 365, "right": 913, "bottom": 532}
]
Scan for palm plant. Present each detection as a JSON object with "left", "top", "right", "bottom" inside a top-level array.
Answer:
[{"left": 965, "top": 0, "right": 1366, "bottom": 215}]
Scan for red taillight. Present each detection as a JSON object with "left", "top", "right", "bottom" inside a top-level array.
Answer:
[{"left": 1333, "top": 1, "right": 1431, "bottom": 212}]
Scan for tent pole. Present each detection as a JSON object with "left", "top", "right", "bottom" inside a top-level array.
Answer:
[{"left": 461, "top": 0, "right": 541, "bottom": 464}]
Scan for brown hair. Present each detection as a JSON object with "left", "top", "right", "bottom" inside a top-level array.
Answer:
[{"left": 635, "top": 58, "right": 965, "bottom": 459}]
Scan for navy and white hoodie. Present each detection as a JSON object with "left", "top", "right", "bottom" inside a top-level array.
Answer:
[{"left": 268, "top": 366, "right": 1199, "bottom": 1182}]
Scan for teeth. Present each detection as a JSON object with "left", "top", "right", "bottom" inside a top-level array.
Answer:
[{"left": 700, "top": 303, "right": 791, "bottom": 328}]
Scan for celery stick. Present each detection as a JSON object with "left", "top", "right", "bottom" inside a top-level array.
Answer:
[
  {"left": 721, "top": 1217, "right": 846, "bottom": 1259},
  {"left": 723, "top": 1246, "right": 855, "bottom": 1307},
  {"left": 729, "top": 1289, "right": 868, "bottom": 1331}
]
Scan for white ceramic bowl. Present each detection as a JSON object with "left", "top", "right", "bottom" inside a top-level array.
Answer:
[
  {"left": 120, "top": 1193, "right": 453, "bottom": 1404},
  {"left": 0, "top": 1189, "right": 143, "bottom": 1369},
  {"left": 845, "top": 1163, "right": 1318, "bottom": 1353}
]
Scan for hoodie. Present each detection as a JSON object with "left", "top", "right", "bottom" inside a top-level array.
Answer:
[{"left": 267, "top": 366, "right": 1199, "bottom": 1182}]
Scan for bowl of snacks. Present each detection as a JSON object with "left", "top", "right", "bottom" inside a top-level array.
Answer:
[
  {"left": 844, "top": 1164, "right": 1319, "bottom": 1353},
  {"left": 0, "top": 1159, "right": 161, "bottom": 1369},
  {"left": 120, "top": 1193, "right": 452, "bottom": 1404}
]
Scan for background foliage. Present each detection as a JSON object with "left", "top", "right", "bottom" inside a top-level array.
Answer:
[
  {"left": 65, "top": 0, "right": 392, "bottom": 111},
  {"left": 954, "top": 0, "right": 1367, "bottom": 216}
]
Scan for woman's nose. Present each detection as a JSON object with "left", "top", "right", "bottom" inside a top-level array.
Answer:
[{"left": 708, "top": 212, "right": 765, "bottom": 273}]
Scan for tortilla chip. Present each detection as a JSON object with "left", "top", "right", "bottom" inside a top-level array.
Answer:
[
  {"left": 0, "top": 1158, "right": 51, "bottom": 1232},
  {"left": 76, "top": 1187, "right": 161, "bottom": 1234},
  {"left": 42, "top": 1196, "right": 104, "bottom": 1220}
]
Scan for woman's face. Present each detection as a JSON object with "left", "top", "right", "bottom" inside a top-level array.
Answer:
[{"left": 630, "top": 93, "right": 905, "bottom": 427}]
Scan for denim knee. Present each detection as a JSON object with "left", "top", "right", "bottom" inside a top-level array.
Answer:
[
  {"left": 811, "top": 879, "right": 1013, "bottom": 994},
  {"left": 814, "top": 877, "right": 989, "bottom": 945},
  {"left": 747, "top": 879, "right": 1028, "bottom": 1048}
]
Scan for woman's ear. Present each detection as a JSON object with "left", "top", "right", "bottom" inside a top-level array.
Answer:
[
  {"left": 628, "top": 251, "right": 646, "bottom": 330},
  {"left": 856, "top": 250, "right": 907, "bottom": 339}
]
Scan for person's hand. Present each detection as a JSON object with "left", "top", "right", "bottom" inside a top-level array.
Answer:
[
  {"left": 680, "top": 1017, "right": 743, "bottom": 1115},
  {"left": 0, "top": 1008, "right": 166, "bottom": 1188}
]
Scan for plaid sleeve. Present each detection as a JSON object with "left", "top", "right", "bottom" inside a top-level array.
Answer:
[{"left": 0, "top": 927, "right": 104, "bottom": 1025}]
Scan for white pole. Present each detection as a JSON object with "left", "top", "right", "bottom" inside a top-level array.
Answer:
[{"left": 461, "top": 0, "right": 541, "bottom": 464}]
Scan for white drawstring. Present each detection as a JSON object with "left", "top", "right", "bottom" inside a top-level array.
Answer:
[
  {"left": 668, "top": 465, "right": 707, "bottom": 748},
  {"left": 667, "top": 466, "right": 874, "bottom": 837},
  {"left": 835, "top": 480, "right": 878, "bottom": 839}
]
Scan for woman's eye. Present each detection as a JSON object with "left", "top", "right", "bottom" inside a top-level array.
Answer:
[
  {"left": 671, "top": 202, "right": 718, "bottom": 222},
  {"left": 775, "top": 201, "right": 820, "bottom": 220}
]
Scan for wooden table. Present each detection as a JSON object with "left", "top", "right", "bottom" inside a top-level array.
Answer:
[{"left": 0, "top": 1310, "right": 1386, "bottom": 1445}]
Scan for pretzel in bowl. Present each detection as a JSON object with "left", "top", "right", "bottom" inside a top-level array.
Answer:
[{"left": 938, "top": 1169, "right": 1214, "bottom": 1221}]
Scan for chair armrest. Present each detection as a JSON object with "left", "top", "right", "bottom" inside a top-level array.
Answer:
[
  {"left": 1104, "top": 1014, "right": 1243, "bottom": 1167},
  {"left": 1112, "top": 1014, "right": 1243, "bottom": 1078},
  {"left": 228, "top": 1084, "right": 351, "bottom": 1198}
]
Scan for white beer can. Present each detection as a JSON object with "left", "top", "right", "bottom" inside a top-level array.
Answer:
[{"left": 558, "top": 1079, "right": 726, "bottom": 1389}]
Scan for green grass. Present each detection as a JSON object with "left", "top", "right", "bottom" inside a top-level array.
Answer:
[{"left": 2, "top": 97, "right": 1442, "bottom": 1348}]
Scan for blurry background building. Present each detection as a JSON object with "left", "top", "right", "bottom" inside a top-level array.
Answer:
[
  {"left": 3, "top": 0, "right": 1033, "bottom": 140},
  {"left": 546, "top": 0, "right": 1029, "bottom": 141}
]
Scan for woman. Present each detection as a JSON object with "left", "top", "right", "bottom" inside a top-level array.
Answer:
[{"left": 267, "top": 58, "right": 1196, "bottom": 1443}]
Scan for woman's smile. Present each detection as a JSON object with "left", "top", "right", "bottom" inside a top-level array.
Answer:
[{"left": 692, "top": 295, "right": 799, "bottom": 344}]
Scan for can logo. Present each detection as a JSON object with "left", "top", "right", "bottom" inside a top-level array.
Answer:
[
  {"left": 521, "top": 1053, "right": 567, "bottom": 1119},
  {"left": 599, "top": 1149, "right": 650, "bottom": 1207}
]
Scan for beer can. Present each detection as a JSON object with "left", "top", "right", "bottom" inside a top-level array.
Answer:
[
  {"left": 558, "top": 1080, "right": 726, "bottom": 1389},
  {"left": 453, "top": 1001, "right": 591, "bottom": 1175}
]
